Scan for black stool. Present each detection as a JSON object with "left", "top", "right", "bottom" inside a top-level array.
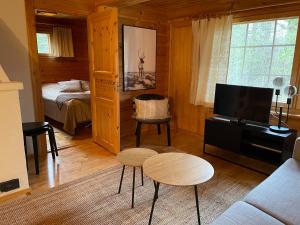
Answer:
[
  {"left": 22, "top": 122, "right": 58, "bottom": 175},
  {"left": 133, "top": 94, "right": 171, "bottom": 147}
]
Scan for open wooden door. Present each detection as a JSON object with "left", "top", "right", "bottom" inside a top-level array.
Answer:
[{"left": 88, "top": 7, "right": 120, "bottom": 154}]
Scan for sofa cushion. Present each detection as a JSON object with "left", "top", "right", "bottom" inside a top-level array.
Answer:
[
  {"left": 244, "top": 158, "right": 300, "bottom": 225},
  {"left": 211, "top": 201, "right": 284, "bottom": 225}
]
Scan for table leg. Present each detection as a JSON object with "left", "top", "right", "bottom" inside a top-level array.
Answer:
[
  {"left": 141, "top": 167, "right": 144, "bottom": 186},
  {"left": 48, "top": 129, "right": 55, "bottom": 160},
  {"left": 23, "top": 135, "right": 28, "bottom": 169},
  {"left": 149, "top": 181, "right": 160, "bottom": 225},
  {"left": 132, "top": 167, "right": 136, "bottom": 208},
  {"left": 136, "top": 122, "right": 142, "bottom": 147},
  {"left": 49, "top": 126, "right": 58, "bottom": 156},
  {"left": 32, "top": 135, "right": 39, "bottom": 175},
  {"left": 194, "top": 185, "right": 201, "bottom": 225},
  {"left": 118, "top": 165, "right": 125, "bottom": 194},
  {"left": 167, "top": 122, "right": 171, "bottom": 146},
  {"left": 157, "top": 124, "right": 161, "bottom": 135}
]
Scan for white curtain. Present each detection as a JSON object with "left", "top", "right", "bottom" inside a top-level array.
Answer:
[
  {"left": 51, "top": 26, "right": 74, "bottom": 57},
  {"left": 190, "top": 15, "right": 232, "bottom": 106}
]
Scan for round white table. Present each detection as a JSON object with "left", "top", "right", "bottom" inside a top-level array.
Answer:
[
  {"left": 116, "top": 148, "right": 158, "bottom": 208},
  {"left": 143, "top": 152, "right": 214, "bottom": 225}
]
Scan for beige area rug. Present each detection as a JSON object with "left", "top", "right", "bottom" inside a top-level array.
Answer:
[{"left": 0, "top": 164, "right": 256, "bottom": 225}]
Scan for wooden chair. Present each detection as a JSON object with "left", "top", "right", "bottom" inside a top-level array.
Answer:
[
  {"left": 132, "top": 94, "right": 171, "bottom": 147},
  {"left": 22, "top": 122, "right": 58, "bottom": 175}
]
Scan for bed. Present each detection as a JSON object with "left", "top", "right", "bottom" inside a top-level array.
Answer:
[{"left": 42, "top": 83, "right": 91, "bottom": 135}]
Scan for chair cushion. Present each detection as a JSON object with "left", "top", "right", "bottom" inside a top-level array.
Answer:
[
  {"left": 244, "top": 158, "right": 300, "bottom": 225},
  {"left": 134, "top": 98, "right": 169, "bottom": 120},
  {"left": 211, "top": 201, "right": 284, "bottom": 225}
]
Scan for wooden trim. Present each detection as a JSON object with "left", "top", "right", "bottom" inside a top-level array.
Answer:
[
  {"left": 291, "top": 18, "right": 300, "bottom": 109},
  {"left": 25, "top": 0, "right": 47, "bottom": 155},
  {"left": 25, "top": 0, "right": 44, "bottom": 121},
  {"left": 233, "top": 4, "right": 300, "bottom": 23},
  {"left": 95, "top": 0, "right": 151, "bottom": 8},
  {"left": 0, "top": 188, "right": 31, "bottom": 203},
  {"left": 33, "top": 0, "right": 93, "bottom": 16}
]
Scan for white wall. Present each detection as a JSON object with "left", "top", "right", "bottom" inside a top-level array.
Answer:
[
  {"left": 0, "top": 0, "right": 33, "bottom": 197},
  {"left": 0, "top": 0, "right": 35, "bottom": 122},
  {"left": 0, "top": 83, "right": 29, "bottom": 197}
]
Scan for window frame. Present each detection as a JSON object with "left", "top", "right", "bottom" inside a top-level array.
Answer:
[
  {"left": 36, "top": 32, "right": 51, "bottom": 55},
  {"left": 229, "top": 16, "right": 300, "bottom": 112}
]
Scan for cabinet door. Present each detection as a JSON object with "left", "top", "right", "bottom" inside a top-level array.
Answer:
[{"left": 205, "top": 119, "right": 241, "bottom": 152}]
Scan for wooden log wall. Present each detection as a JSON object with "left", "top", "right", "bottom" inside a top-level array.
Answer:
[
  {"left": 118, "top": 6, "right": 170, "bottom": 137},
  {"left": 36, "top": 16, "right": 89, "bottom": 83},
  {"left": 168, "top": 21, "right": 213, "bottom": 136},
  {"left": 168, "top": 4, "right": 300, "bottom": 136}
]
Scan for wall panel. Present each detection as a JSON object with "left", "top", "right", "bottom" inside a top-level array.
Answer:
[
  {"left": 119, "top": 6, "right": 170, "bottom": 137},
  {"left": 169, "top": 21, "right": 213, "bottom": 135},
  {"left": 36, "top": 17, "right": 89, "bottom": 83}
]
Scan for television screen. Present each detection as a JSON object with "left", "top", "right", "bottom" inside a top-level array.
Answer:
[{"left": 214, "top": 84, "right": 274, "bottom": 124}]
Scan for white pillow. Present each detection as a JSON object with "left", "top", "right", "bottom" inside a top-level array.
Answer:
[
  {"left": 71, "top": 79, "right": 90, "bottom": 91},
  {"left": 135, "top": 98, "right": 169, "bottom": 120},
  {"left": 58, "top": 80, "right": 82, "bottom": 92},
  {"left": 81, "top": 80, "right": 90, "bottom": 91}
]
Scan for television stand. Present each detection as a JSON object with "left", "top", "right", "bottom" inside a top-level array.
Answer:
[{"left": 203, "top": 116, "right": 297, "bottom": 167}]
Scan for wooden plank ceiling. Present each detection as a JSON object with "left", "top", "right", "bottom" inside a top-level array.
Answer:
[{"left": 95, "top": 0, "right": 300, "bottom": 19}]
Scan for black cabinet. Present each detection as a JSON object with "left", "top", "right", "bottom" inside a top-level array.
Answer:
[{"left": 204, "top": 116, "right": 297, "bottom": 165}]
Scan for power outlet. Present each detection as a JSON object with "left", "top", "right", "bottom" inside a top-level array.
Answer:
[{"left": 0, "top": 179, "right": 20, "bottom": 192}]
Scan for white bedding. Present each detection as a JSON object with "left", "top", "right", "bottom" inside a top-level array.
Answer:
[{"left": 42, "top": 83, "right": 91, "bottom": 134}]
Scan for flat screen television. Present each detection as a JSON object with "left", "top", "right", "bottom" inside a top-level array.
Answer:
[{"left": 214, "top": 84, "right": 274, "bottom": 124}]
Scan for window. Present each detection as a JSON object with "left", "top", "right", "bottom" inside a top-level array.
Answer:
[
  {"left": 36, "top": 33, "right": 51, "bottom": 54},
  {"left": 227, "top": 18, "right": 299, "bottom": 102}
]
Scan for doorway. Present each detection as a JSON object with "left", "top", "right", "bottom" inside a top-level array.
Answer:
[
  {"left": 25, "top": 3, "right": 121, "bottom": 156},
  {"left": 34, "top": 11, "right": 92, "bottom": 150}
]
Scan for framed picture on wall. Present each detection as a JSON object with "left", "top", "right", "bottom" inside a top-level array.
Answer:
[{"left": 122, "top": 25, "right": 157, "bottom": 91}]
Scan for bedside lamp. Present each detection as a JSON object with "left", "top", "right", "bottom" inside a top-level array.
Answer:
[
  {"left": 284, "top": 85, "right": 297, "bottom": 123},
  {"left": 270, "top": 84, "right": 297, "bottom": 133},
  {"left": 272, "top": 77, "right": 284, "bottom": 113}
]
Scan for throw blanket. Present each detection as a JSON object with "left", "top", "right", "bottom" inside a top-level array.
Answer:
[{"left": 56, "top": 93, "right": 90, "bottom": 110}]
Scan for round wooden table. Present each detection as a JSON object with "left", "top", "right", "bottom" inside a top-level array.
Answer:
[
  {"left": 116, "top": 148, "right": 158, "bottom": 208},
  {"left": 143, "top": 153, "right": 214, "bottom": 225}
]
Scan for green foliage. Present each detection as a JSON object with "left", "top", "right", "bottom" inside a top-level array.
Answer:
[
  {"left": 36, "top": 33, "right": 50, "bottom": 54},
  {"left": 227, "top": 18, "right": 299, "bottom": 102}
]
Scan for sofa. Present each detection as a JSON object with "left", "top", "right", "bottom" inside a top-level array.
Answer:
[{"left": 212, "top": 137, "right": 300, "bottom": 225}]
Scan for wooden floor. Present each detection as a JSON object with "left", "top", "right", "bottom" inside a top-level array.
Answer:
[
  {"left": 27, "top": 127, "right": 267, "bottom": 195},
  {"left": 27, "top": 127, "right": 119, "bottom": 194}
]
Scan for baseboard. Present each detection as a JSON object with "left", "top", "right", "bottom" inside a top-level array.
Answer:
[{"left": 0, "top": 188, "right": 31, "bottom": 203}]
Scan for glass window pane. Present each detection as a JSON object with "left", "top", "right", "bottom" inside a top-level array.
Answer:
[
  {"left": 36, "top": 33, "right": 50, "bottom": 54},
  {"left": 231, "top": 24, "right": 247, "bottom": 47},
  {"left": 227, "top": 18, "right": 298, "bottom": 103},
  {"left": 227, "top": 48, "right": 245, "bottom": 84},
  {"left": 247, "top": 21, "right": 275, "bottom": 46},
  {"left": 245, "top": 75, "right": 269, "bottom": 87},
  {"left": 243, "top": 47, "right": 272, "bottom": 76},
  {"left": 271, "top": 46, "right": 295, "bottom": 75},
  {"left": 275, "top": 19, "right": 298, "bottom": 45}
]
